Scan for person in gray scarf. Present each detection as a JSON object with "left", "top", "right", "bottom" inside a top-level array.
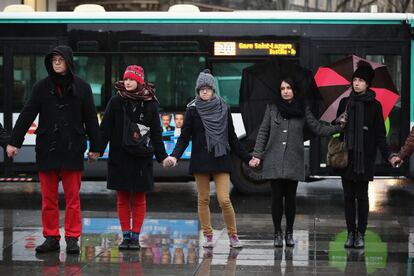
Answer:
[{"left": 166, "top": 69, "right": 251, "bottom": 249}]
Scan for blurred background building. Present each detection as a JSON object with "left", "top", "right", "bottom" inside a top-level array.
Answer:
[
  {"left": 0, "top": 0, "right": 56, "bottom": 11},
  {"left": 0, "top": 0, "right": 413, "bottom": 13}
]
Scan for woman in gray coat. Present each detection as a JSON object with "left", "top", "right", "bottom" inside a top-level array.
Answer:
[{"left": 250, "top": 78, "right": 342, "bottom": 248}]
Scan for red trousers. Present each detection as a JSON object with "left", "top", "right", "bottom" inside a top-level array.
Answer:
[
  {"left": 117, "top": 191, "right": 146, "bottom": 233},
  {"left": 39, "top": 170, "right": 82, "bottom": 239}
]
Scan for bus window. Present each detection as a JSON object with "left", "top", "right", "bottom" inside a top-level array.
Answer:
[
  {"left": 74, "top": 55, "right": 105, "bottom": 110},
  {"left": 13, "top": 55, "right": 47, "bottom": 111},
  {"left": 317, "top": 54, "right": 348, "bottom": 69},
  {"left": 112, "top": 55, "right": 205, "bottom": 110},
  {"left": 212, "top": 62, "right": 255, "bottom": 108}
]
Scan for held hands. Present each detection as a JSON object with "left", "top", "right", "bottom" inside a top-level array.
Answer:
[
  {"left": 249, "top": 156, "right": 261, "bottom": 168},
  {"left": 87, "top": 152, "right": 100, "bottom": 163},
  {"left": 6, "top": 145, "right": 18, "bottom": 158},
  {"left": 163, "top": 156, "right": 177, "bottom": 168},
  {"left": 335, "top": 112, "right": 348, "bottom": 129},
  {"left": 389, "top": 155, "right": 403, "bottom": 168}
]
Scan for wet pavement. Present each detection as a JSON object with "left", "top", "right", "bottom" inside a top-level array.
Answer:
[{"left": 0, "top": 177, "right": 414, "bottom": 275}]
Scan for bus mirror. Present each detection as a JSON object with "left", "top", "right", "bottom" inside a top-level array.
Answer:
[
  {"left": 74, "top": 4, "right": 106, "bottom": 12},
  {"left": 168, "top": 4, "right": 200, "bottom": 13},
  {"left": 3, "top": 4, "right": 35, "bottom": 12}
]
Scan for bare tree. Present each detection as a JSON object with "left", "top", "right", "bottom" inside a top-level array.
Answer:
[
  {"left": 170, "top": 0, "right": 413, "bottom": 12},
  {"left": 273, "top": 0, "right": 290, "bottom": 10},
  {"left": 336, "top": 0, "right": 376, "bottom": 12},
  {"left": 386, "top": 0, "right": 413, "bottom": 12}
]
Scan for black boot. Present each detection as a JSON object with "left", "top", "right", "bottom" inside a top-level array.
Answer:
[
  {"left": 129, "top": 239, "right": 141, "bottom": 250},
  {"left": 274, "top": 231, "right": 283, "bottom": 248},
  {"left": 129, "top": 232, "right": 141, "bottom": 250},
  {"left": 118, "top": 238, "right": 131, "bottom": 250},
  {"left": 35, "top": 236, "right": 60, "bottom": 253},
  {"left": 285, "top": 231, "right": 294, "bottom": 247},
  {"left": 344, "top": 231, "right": 355, "bottom": 248},
  {"left": 119, "top": 231, "right": 131, "bottom": 250},
  {"left": 65, "top": 237, "right": 80, "bottom": 254},
  {"left": 353, "top": 231, "right": 365, "bottom": 249}
]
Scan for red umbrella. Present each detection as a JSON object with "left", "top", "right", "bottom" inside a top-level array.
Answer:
[{"left": 314, "top": 55, "right": 399, "bottom": 122}]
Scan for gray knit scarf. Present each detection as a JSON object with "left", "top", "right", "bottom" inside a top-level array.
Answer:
[{"left": 195, "top": 95, "right": 230, "bottom": 157}]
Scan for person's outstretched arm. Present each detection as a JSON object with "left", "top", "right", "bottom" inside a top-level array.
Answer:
[
  {"left": 305, "top": 106, "right": 342, "bottom": 136},
  {"left": 252, "top": 104, "right": 271, "bottom": 160}
]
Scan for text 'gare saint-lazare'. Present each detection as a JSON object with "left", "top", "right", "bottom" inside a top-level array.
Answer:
[{"left": 238, "top": 42, "right": 297, "bottom": 56}]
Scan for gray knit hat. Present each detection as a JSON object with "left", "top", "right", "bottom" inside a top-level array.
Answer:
[{"left": 195, "top": 69, "right": 216, "bottom": 93}]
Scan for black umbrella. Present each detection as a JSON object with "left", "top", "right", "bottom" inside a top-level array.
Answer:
[{"left": 239, "top": 58, "right": 321, "bottom": 141}]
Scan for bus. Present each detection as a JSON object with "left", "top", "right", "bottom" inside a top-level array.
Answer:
[{"left": 0, "top": 10, "right": 412, "bottom": 193}]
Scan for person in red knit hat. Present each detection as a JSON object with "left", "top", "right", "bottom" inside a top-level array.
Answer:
[{"left": 100, "top": 65, "right": 169, "bottom": 250}]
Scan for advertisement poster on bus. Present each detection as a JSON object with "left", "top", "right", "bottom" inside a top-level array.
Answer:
[
  {"left": 17, "top": 112, "right": 192, "bottom": 160},
  {"left": 96, "top": 112, "right": 192, "bottom": 159}
]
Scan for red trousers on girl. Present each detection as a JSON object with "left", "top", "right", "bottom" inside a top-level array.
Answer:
[{"left": 117, "top": 191, "right": 146, "bottom": 233}]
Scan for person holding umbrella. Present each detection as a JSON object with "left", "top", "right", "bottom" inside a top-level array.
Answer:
[
  {"left": 164, "top": 69, "right": 251, "bottom": 248},
  {"left": 335, "top": 61, "right": 396, "bottom": 249},
  {"left": 249, "top": 77, "right": 342, "bottom": 248}
]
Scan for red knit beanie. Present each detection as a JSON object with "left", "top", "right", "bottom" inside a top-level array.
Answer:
[{"left": 123, "top": 65, "right": 145, "bottom": 85}]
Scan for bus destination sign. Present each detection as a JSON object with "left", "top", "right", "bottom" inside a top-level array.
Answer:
[{"left": 214, "top": 41, "right": 297, "bottom": 56}]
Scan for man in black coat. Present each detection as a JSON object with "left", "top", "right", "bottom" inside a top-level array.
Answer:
[{"left": 6, "top": 45, "right": 100, "bottom": 254}]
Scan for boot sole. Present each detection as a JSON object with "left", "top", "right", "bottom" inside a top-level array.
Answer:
[{"left": 35, "top": 247, "right": 60, "bottom": 253}]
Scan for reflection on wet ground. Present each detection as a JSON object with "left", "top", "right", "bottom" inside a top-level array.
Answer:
[{"left": 0, "top": 178, "right": 414, "bottom": 275}]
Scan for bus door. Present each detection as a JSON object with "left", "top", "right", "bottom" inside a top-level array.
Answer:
[
  {"left": 309, "top": 42, "right": 409, "bottom": 177},
  {"left": 1, "top": 40, "right": 58, "bottom": 176},
  {"left": 209, "top": 59, "right": 265, "bottom": 137}
]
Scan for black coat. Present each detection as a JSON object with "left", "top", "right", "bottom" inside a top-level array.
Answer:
[
  {"left": 171, "top": 105, "right": 251, "bottom": 174},
  {"left": 100, "top": 95, "right": 168, "bottom": 192},
  {"left": 0, "top": 123, "right": 10, "bottom": 148},
  {"left": 337, "top": 95, "right": 391, "bottom": 181},
  {"left": 9, "top": 46, "right": 100, "bottom": 171}
]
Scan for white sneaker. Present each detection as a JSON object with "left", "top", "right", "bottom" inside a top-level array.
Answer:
[
  {"left": 229, "top": 234, "right": 243, "bottom": 248},
  {"left": 202, "top": 234, "right": 214, "bottom": 248}
]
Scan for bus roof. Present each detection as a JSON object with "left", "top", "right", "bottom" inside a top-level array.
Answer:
[{"left": 0, "top": 11, "right": 412, "bottom": 24}]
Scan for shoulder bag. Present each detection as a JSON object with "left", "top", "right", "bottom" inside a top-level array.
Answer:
[
  {"left": 122, "top": 102, "right": 154, "bottom": 157},
  {"left": 327, "top": 102, "right": 349, "bottom": 169}
]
